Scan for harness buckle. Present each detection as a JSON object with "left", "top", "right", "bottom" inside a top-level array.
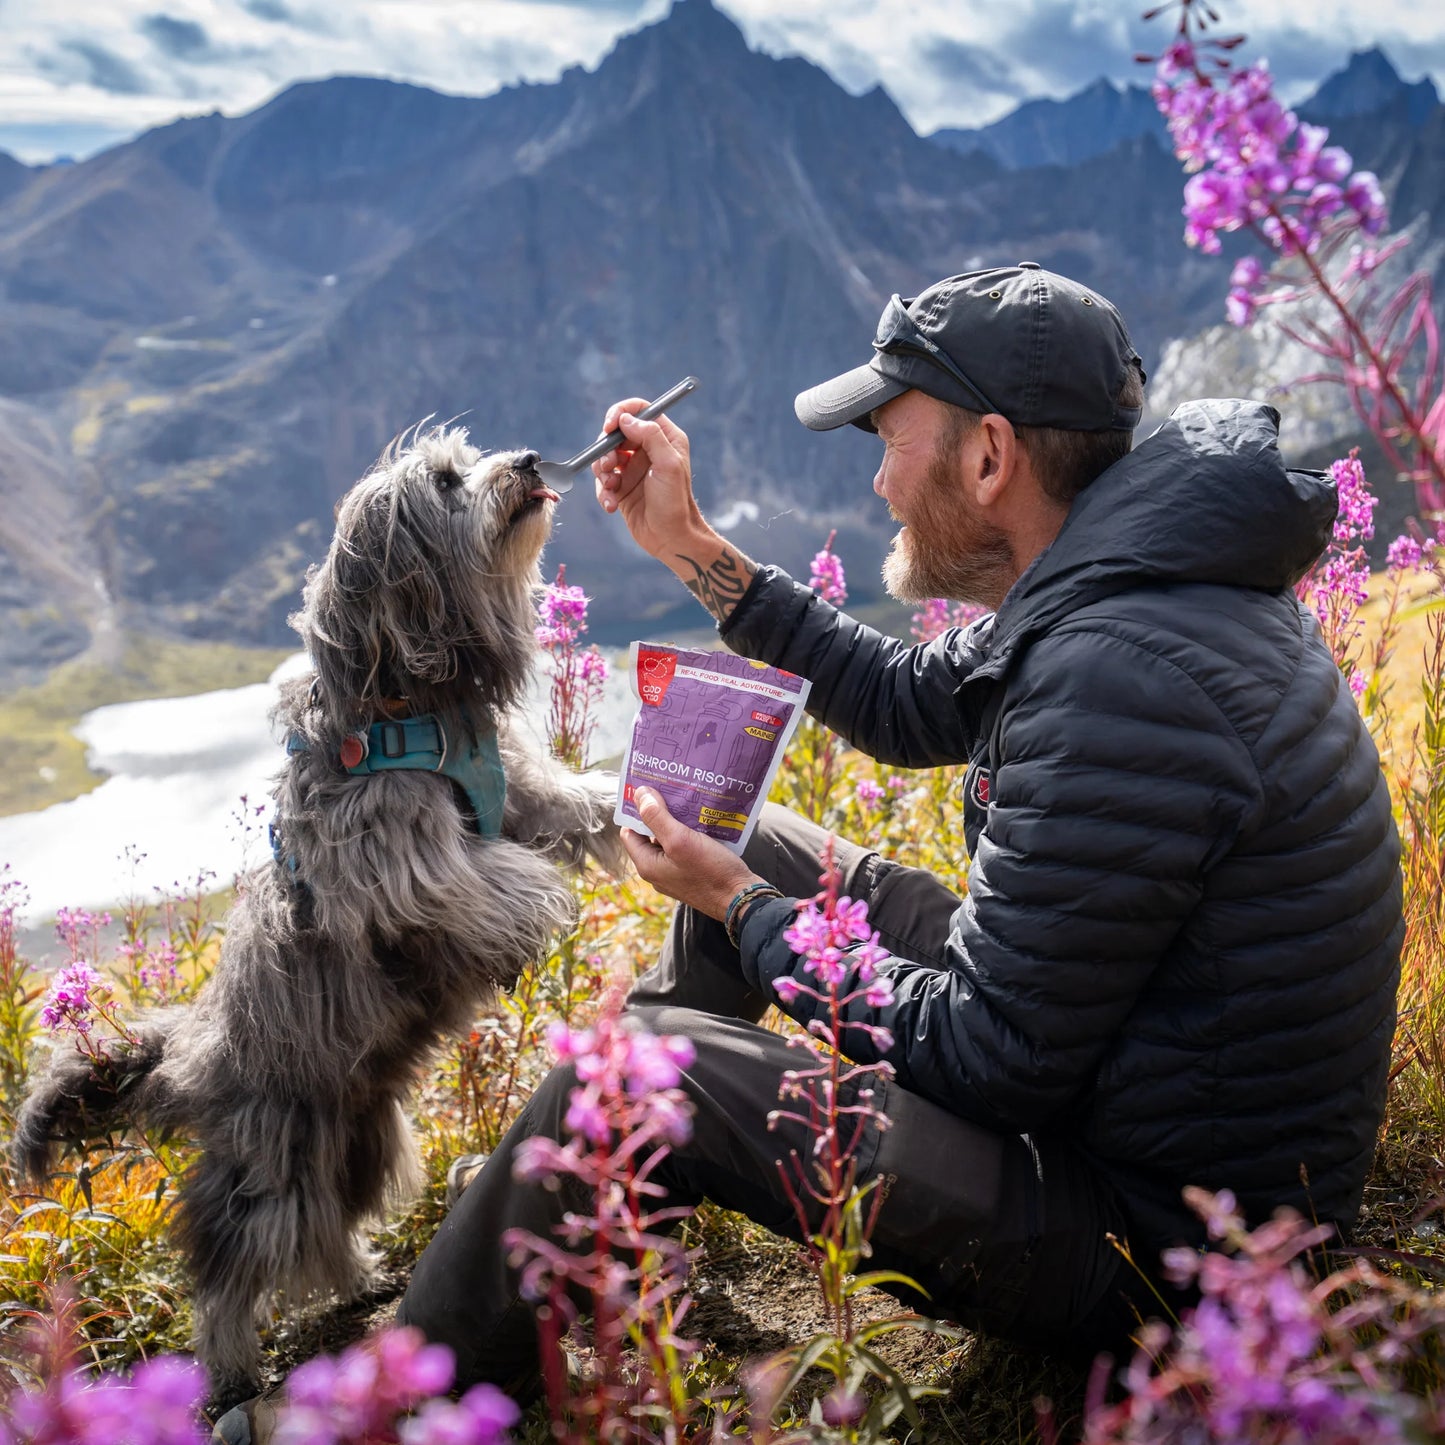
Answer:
[{"left": 380, "top": 722, "right": 407, "bottom": 758}]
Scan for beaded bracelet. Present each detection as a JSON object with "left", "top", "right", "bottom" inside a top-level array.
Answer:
[{"left": 724, "top": 882, "right": 784, "bottom": 950}]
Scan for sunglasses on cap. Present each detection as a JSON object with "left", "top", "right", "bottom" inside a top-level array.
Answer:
[{"left": 872, "top": 294, "right": 1002, "bottom": 416}]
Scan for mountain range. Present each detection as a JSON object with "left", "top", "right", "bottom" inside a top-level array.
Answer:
[{"left": 0, "top": 2, "right": 1439, "bottom": 685}]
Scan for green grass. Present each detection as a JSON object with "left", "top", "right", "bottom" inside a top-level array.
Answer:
[{"left": 0, "top": 634, "right": 293, "bottom": 817}]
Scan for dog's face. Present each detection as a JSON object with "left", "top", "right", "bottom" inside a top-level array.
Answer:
[{"left": 292, "top": 426, "right": 558, "bottom": 730}]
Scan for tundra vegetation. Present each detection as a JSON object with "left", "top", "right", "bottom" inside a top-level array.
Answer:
[{"left": 4, "top": 1, "right": 1445, "bottom": 1438}]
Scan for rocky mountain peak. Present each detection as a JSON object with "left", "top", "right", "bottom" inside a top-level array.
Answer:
[
  {"left": 929, "top": 76, "right": 1167, "bottom": 169},
  {"left": 1303, "top": 46, "right": 1439, "bottom": 124},
  {"left": 607, "top": 0, "right": 753, "bottom": 71}
]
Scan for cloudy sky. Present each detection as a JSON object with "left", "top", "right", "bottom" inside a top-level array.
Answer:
[{"left": 2, "top": 0, "right": 1442, "bottom": 164}]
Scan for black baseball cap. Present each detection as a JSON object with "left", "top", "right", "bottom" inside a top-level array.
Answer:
[{"left": 795, "top": 263, "right": 1145, "bottom": 434}]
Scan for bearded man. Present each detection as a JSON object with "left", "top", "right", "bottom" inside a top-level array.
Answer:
[{"left": 390, "top": 264, "right": 1403, "bottom": 1393}]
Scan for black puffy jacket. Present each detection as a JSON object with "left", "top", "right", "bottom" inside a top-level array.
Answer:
[{"left": 724, "top": 398, "right": 1403, "bottom": 1256}]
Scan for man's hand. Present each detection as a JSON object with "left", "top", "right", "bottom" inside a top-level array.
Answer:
[
  {"left": 593, "top": 397, "right": 758, "bottom": 624},
  {"left": 621, "top": 787, "right": 765, "bottom": 921},
  {"left": 592, "top": 397, "right": 703, "bottom": 560}
]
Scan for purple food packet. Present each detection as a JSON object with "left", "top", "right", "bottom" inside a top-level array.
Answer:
[{"left": 615, "top": 643, "right": 812, "bottom": 854}]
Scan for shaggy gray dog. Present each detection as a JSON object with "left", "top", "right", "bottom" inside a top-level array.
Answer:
[{"left": 13, "top": 427, "right": 625, "bottom": 1407}]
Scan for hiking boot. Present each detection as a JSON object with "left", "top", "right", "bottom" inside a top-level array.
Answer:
[
  {"left": 211, "top": 1394, "right": 279, "bottom": 1444},
  {"left": 445, "top": 1152, "right": 489, "bottom": 1208}
]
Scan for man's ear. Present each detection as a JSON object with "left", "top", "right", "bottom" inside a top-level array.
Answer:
[{"left": 973, "top": 414, "right": 1018, "bottom": 506}]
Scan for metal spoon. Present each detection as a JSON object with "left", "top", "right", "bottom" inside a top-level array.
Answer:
[{"left": 535, "top": 376, "right": 699, "bottom": 494}]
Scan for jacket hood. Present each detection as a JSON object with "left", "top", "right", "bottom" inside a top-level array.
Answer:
[{"left": 985, "top": 398, "right": 1336, "bottom": 672}]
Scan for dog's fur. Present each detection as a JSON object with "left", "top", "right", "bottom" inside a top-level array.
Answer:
[{"left": 12, "top": 427, "right": 625, "bottom": 1405}]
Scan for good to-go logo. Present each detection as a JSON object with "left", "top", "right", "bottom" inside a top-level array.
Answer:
[{"left": 636, "top": 647, "right": 678, "bottom": 707}]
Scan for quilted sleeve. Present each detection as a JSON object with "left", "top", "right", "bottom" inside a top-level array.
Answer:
[{"left": 721, "top": 566, "right": 987, "bottom": 767}]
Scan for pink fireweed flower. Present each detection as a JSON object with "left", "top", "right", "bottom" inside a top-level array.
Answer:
[
  {"left": 773, "top": 861, "right": 898, "bottom": 1067},
  {"left": 1142, "top": 7, "right": 1445, "bottom": 535},
  {"left": 1329, "top": 453, "right": 1376, "bottom": 544},
  {"left": 54, "top": 906, "right": 112, "bottom": 965},
  {"left": 535, "top": 563, "right": 606, "bottom": 769},
  {"left": 911, "top": 597, "right": 952, "bottom": 643},
  {"left": 1386, "top": 533, "right": 1433, "bottom": 573},
  {"left": 1157, "top": 39, "right": 1195, "bottom": 80},
  {"left": 782, "top": 894, "right": 884, "bottom": 989},
  {"left": 396, "top": 1384, "right": 520, "bottom": 1445},
  {"left": 504, "top": 990, "right": 700, "bottom": 1437},
  {"left": 767, "top": 843, "right": 899, "bottom": 1419},
  {"left": 863, "top": 977, "right": 895, "bottom": 1009},
  {"left": 773, "top": 975, "right": 803, "bottom": 1005},
  {"left": 563, "top": 1083, "right": 610, "bottom": 1146},
  {"left": 528, "top": 1007, "right": 697, "bottom": 1164},
  {"left": 809, "top": 530, "right": 847, "bottom": 605},
  {"left": 1298, "top": 453, "right": 1377, "bottom": 692},
  {"left": 535, "top": 579, "right": 589, "bottom": 647},
  {"left": 275, "top": 1327, "right": 469, "bottom": 1444},
  {"left": 578, "top": 648, "right": 608, "bottom": 685},
  {"left": 855, "top": 778, "right": 885, "bottom": 810},
  {"left": 40, "top": 961, "right": 105, "bottom": 1037},
  {"left": 1084, "top": 1185, "right": 1428, "bottom": 1444},
  {"left": 1155, "top": 48, "right": 1389, "bottom": 263},
  {"left": 1231, "top": 257, "right": 1265, "bottom": 293},
  {"left": 1225, "top": 288, "right": 1256, "bottom": 327},
  {"left": 8, "top": 1355, "right": 209, "bottom": 1445},
  {"left": 911, "top": 597, "right": 989, "bottom": 644},
  {"left": 623, "top": 1030, "right": 696, "bottom": 1094}
]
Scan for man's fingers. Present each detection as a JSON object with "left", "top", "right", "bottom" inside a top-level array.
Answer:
[
  {"left": 633, "top": 786, "right": 683, "bottom": 843},
  {"left": 620, "top": 827, "right": 663, "bottom": 871},
  {"left": 603, "top": 397, "right": 650, "bottom": 436},
  {"left": 617, "top": 413, "right": 680, "bottom": 472},
  {"left": 649, "top": 411, "right": 689, "bottom": 453}
]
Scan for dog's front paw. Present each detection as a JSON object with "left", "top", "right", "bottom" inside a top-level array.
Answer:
[
  {"left": 580, "top": 771, "right": 630, "bottom": 876},
  {"left": 591, "top": 816, "right": 630, "bottom": 878},
  {"left": 581, "top": 769, "right": 618, "bottom": 821}
]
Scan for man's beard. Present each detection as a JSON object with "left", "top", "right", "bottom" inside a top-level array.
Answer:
[{"left": 881, "top": 438, "right": 1016, "bottom": 609}]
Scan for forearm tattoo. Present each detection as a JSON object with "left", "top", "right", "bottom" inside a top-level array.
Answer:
[{"left": 677, "top": 547, "right": 755, "bottom": 624}]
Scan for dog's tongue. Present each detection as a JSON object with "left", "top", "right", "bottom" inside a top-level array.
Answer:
[{"left": 530, "top": 485, "right": 561, "bottom": 503}]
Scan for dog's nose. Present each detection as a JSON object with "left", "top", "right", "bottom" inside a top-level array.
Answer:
[{"left": 514, "top": 450, "right": 540, "bottom": 471}]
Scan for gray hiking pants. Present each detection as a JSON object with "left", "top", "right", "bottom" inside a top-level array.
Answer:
[{"left": 396, "top": 804, "right": 1135, "bottom": 1393}]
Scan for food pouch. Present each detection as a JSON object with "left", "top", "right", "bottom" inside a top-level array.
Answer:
[{"left": 615, "top": 643, "right": 812, "bottom": 854}]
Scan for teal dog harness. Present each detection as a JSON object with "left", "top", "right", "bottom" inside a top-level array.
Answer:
[
  {"left": 337, "top": 715, "right": 507, "bottom": 837},
  {"left": 271, "top": 713, "right": 507, "bottom": 874}
]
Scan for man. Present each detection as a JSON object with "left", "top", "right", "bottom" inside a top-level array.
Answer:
[{"left": 216, "top": 264, "right": 1403, "bottom": 1438}]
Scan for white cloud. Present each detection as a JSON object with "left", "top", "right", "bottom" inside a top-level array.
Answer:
[
  {"left": 0, "top": 0, "right": 670, "bottom": 159},
  {"left": 0, "top": 0, "right": 1441, "bottom": 162},
  {"left": 727, "top": 0, "right": 1445, "bottom": 131}
]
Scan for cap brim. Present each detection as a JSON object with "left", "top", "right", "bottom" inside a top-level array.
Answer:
[{"left": 794, "top": 363, "right": 908, "bottom": 432}]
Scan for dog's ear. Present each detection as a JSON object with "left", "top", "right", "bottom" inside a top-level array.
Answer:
[
  {"left": 295, "top": 480, "right": 471, "bottom": 724},
  {"left": 291, "top": 559, "right": 381, "bottom": 729},
  {"left": 292, "top": 486, "right": 402, "bottom": 725}
]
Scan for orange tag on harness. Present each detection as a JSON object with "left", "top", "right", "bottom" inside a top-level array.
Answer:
[{"left": 339, "top": 735, "right": 366, "bottom": 768}]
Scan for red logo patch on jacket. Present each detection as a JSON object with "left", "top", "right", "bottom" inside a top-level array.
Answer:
[{"left": 971, "top": 768, "right": 991, "bottom": 807}]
